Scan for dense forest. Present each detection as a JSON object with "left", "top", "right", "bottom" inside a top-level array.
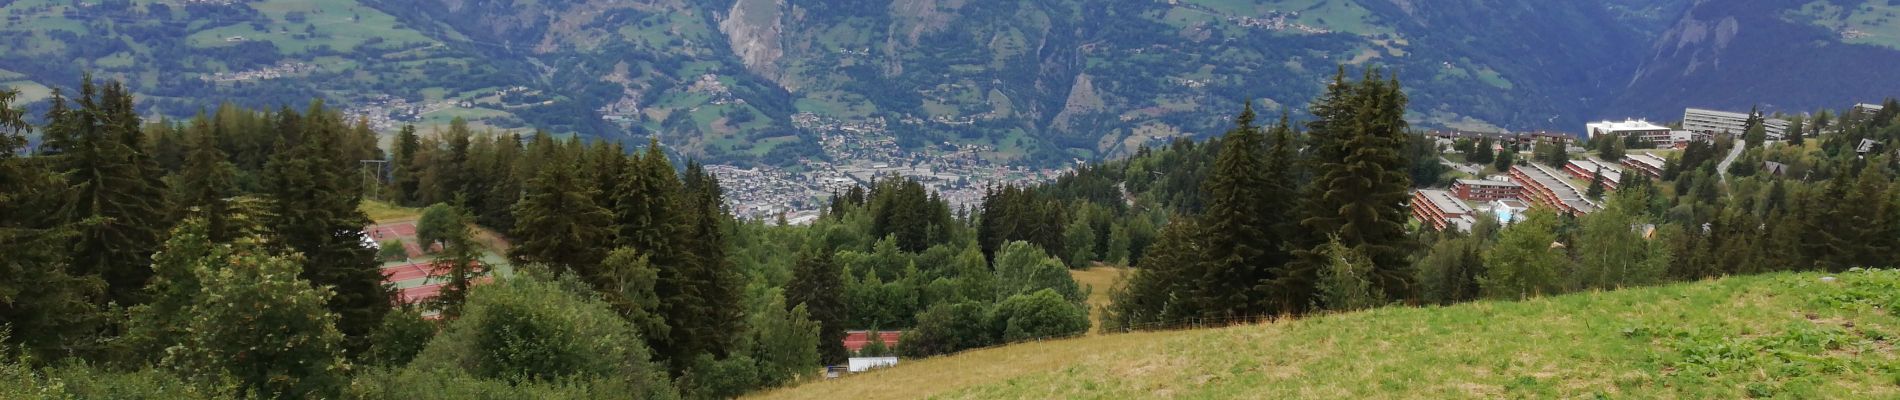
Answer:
[{"left": 6, "top": 69, "right": 1900, "bottom": 398}]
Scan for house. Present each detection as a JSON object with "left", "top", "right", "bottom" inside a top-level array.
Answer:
[
  {"left": 1763, "top": 161, "right": 1790, "bottom": 176},
  {"left": 1451, "top": 179, "right": 1520, "bottom": 201},
  {"left": 1412, "top": 189, "right": 1475, "bottom": 232},
  {"left": 1621, "top": 153, "right": 1667, "bottom": 179},
  {"left": 1509, "top": 164, "right": 1600, "bottom": 215},
  {"left": 1563, "top": 159, "right": 1622, "bottom": 191}
]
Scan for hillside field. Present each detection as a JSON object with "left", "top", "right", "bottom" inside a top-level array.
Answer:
[{"left": 755, "top": 271, "right": 1900, "bottom": 399}]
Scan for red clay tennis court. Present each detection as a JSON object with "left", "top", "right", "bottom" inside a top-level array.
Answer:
[
  {"left": 382, "top": 262, "right": 432, "bottom": 282},
  {"left": 398, "top": 276, "right": 495, "bottom": 304},
  {"left": 364, "top": 222, "right": 417, "bottom": 240}
]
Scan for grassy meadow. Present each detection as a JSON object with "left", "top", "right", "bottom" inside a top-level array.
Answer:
[{"left": 755, "top": 271, "right": 1900, "bottom": 399}]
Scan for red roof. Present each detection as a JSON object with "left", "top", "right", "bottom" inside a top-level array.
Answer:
[{"left": 842, "top": 330, "right": 902, "bottom": 353}]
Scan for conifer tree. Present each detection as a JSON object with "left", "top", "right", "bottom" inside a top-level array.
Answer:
[
  {"left": 170, "top": 116, "right": 238, "bottom": 241},
  {"left": 1293, "top": 69, "right": 1416, "bottom": 309},
  {"left": 1585, "top": 168, "right": 1606, "bottom": 200},
  {"left": 785, "top": 247, "right": 848, "bottom": 365},
  {"left": 39, "top": 78, "right": 173, "bottom": 306},
  {"left": 597, "top": 247, "right": 668, "bottom": 344},
  {"left": 1194, "top": 102, "right": 1288, "bottom": 316},
  {"left": 392, "top": 125, "right": 422, "bottom": 205},
  {"left": 1470, "top": 137, "right": 1494, "bottom": 164},
  {"left": 509, "top": 154, "right": 613, "bottom": 275},
  {"left": 613, "top": 140, "right": 682, "bottom": 265},
  {"left": 0, "top": 88, "right": 102, "bottom": 359},
  {"left": 648, "top": 162, "right": 747, "bottom": 370},
  {"left": 1493, "top": 146, "right": 1516, "bottom": 172},
  {"left": 1742, "top": 106, "right": 1766, "bottom": 149},
  {"left": 261, "top": 101, "right": 389, "bottom": 355},
  {"left": 426, "top": 204, "right": 486, "bottom": 319}
]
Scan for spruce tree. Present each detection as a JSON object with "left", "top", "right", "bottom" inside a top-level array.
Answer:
[
  {"left": 658, "top": 162, "right": 746, "bottom": 367},
  {"left": 261, "top": 101, "right": 389, "bottom": 356},
  {"left": 1, "top": 88, "right": 103, "bottom": 359},
  {"left": 170, "top": 116, "right": 239, "bottom": 241},
  {"left": 392, "top": 125, "right": 422, "bottom": 205},
  {"left": 785, "top": 246, "right": 848, "bottom": 365},
  {"left": 1585, "top": 168, "right": 1606, "bottom": 200},
  {"left": 613, "top": 140, "right": 683, "bottom": 265},
  {"left": 1293, "top": 69, "right": 1416, "bottom": 309},
  {"left": 509, "top": 153, "right": 613, "bottom": 275},
  {"left": 1194, "top": 102, "right": 1287, "bottom": 317},
  {"left": 39, "top": 78, "right": 173, "bottom": 306}
]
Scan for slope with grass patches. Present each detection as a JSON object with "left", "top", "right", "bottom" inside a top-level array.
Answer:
[{"left": 754, "top": 270, "right": 1900, "bottom": 399}]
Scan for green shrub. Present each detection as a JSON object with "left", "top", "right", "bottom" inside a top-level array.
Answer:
[
  {"left": 405, "top": 273, "right": 676, "bottom": 399},
  {"left": 991, "top": 289, "right": 1090, "bottom": 342}
]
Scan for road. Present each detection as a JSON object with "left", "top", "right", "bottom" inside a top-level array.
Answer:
[{"left": 1717, "top": 141, "right": 1775, "bottom": 181}]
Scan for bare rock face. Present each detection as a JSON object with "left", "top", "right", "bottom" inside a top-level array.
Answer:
[
  {"left": 1050, "top": 73, "right": 1108, "bottom": 133},
  {"left": 719, "top": 0, "right": 787, "bottom": 86}
]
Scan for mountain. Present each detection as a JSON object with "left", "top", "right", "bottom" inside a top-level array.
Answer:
[
  {"left": 2, "top": 0, "right": 1896, "bottom": 165},
  {"left": 753, "top": 271, "right": 1900, "bottom": 399}
]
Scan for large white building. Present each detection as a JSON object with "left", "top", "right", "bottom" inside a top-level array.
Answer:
[
  {"left": 1585, "top": 119, "right": 1670, "bottom": 142},
  {"left": 1683, "top": 108, "right": 1790, "bottom": 139}
]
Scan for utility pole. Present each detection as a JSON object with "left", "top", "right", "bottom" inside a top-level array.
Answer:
[{"left": 360, "top": 159, "right": 389, "bottom": 202}]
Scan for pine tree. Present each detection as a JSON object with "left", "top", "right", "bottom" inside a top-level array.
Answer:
[
  {"left": 261, "top": 101, "right": 389, "bottom": 356},
  {"left": 785, "top": 247, "right": 848, "bottom": 365},
  {"left": 39, "top": 78, "right": 173, "bottom": 306},
  {"left": 1471, "top": 137, "right": 1495, "bottom": 164}
]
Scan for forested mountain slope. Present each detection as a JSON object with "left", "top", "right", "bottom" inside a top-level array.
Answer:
[{"left": 4, "top": 0, "right": 1898, "bottom": 165}]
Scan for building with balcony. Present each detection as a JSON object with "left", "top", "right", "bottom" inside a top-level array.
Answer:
[
  {"left": 1451, "top": 179, "right": 1521, "bottom": 201},
  {"left": 1683, "top": 108, "right": 1790, "bottom": 139},
  {"left": 1412, "top": 189, "right": 1475, "bottom": 232},
  {"left": 1509, "top": 163, "right": 1600, "bottom": 215},
  {"left": 1622, "top": 153, "right": 1667, "bottom": 180},
  {"left": 1564, "top": 158, "right": 1623, "bottom": 191}
]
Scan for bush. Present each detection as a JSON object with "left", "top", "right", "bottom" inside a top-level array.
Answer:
[
  {"left": 364, "top": 308, "right": 436, "bottom": 367},
  {"left": 405, "top": 273, "right": 676, "bottom": 399},
  {"left": 990, "top": 289, "right": 1091, "bottom": 342},
  {"left": 378, "top": 239, "right": 407, "bottom": 261},
  {"left": 899, "top": 302, "right": 996, "bottom": 357}
]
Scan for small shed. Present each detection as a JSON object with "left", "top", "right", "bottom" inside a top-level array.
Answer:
[{"left": 847, "top": 357, "right": 899, "bottom": 373}]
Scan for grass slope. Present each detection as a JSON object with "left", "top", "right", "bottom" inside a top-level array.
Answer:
[{"left": 755, "top": 271, "right": 1900, "bottom": 399}]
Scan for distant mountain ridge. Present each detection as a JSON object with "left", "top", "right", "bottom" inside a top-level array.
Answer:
[{"left": 3, "top": 0, "right": 1898, "bottom": 165}]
